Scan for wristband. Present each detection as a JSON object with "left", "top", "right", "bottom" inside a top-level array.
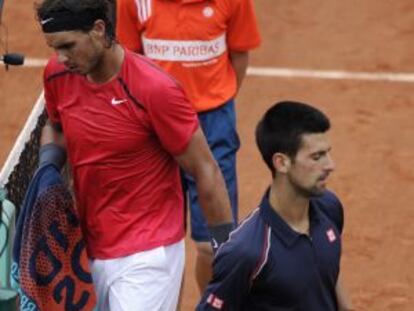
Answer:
[
  {"left": 39, "top": 143, "right": 67, "bottom": 170},
  {"left": 208, "top": 222, "right": 235, "bottom": 253}
]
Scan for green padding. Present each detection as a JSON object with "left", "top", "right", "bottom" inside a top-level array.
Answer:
[
  {"left": 0, "top": 287, "right": 18, "bottom": 311},
  {"left": 0, "top": 189, "right": 16, "bottom": 289}
]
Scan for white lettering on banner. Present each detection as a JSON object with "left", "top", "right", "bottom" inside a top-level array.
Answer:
[{"left": 142, "top": 34, "right": 227, "bottom": 62}]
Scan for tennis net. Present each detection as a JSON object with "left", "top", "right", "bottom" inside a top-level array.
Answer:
[{"left": 0, "top": 92, "right": 46, "bottom": 215}]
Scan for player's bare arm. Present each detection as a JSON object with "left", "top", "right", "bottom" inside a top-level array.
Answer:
[
  {"left": 229, "top": 50, "right": 249, "bottom": 93},
  {"left": 39, "top": 121, "right": 67, "bottom": 169},
  {"left": 174, "top": 127, "right": 233, "bottom": 225},
  {"left": 336, "top": 272, "right": 354, "bottom": 311},
  {"left": 41, "top": 120, "right": 65, "bottom": 146}
]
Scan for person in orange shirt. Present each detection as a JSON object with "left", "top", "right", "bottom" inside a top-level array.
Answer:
[{"left": 117, "top": 0, "right": 261, "bottom": 292}]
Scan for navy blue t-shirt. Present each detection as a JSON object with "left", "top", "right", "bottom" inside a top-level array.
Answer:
[{"left": 197, "top": 190, "right": 344, "bottom": 311}]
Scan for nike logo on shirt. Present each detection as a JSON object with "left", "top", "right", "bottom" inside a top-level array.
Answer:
[{"left": 111, "top": 98, "right": 128, "bottom": 105}]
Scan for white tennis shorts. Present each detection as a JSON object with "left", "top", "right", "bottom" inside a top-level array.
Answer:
[{"left": 89, "top": 239, "right": 185, "bottom": 311}]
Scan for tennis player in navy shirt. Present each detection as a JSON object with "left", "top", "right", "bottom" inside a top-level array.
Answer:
[{"left": 197, "top": 101, "right": 354, "bottom": 311}]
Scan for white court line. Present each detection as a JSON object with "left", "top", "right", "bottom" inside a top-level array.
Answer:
[
  {"left": 247, "top": 67, "right": 414, "bottom": 83},
  {"left": 22, "top": 57, "right": 414, "bottom": 83}
]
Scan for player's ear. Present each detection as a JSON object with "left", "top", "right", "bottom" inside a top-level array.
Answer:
[
  {"left": 272, "top": 153, "right": 291, "bottom": 174},
  {"left": 90, "top": 19, "right": 106, "bottom": 40}
]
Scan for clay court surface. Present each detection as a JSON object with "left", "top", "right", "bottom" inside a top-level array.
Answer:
[{"left": 1, "top": 1, "right": 414, "bottom": 310}]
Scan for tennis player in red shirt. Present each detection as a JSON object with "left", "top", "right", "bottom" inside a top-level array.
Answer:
[{"left": 36, "top": 0, "right": 234, "bottom": 309}]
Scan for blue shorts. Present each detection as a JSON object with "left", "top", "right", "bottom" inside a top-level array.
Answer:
[{"left": 182, "top": 99, "right": 239, "bottom": 242}]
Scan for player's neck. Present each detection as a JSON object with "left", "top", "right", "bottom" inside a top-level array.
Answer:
[
  {"left": 87, "top": 44, "right": 124, "bottom": 84},
  {"left": 269, "top": 182, "right": 310, "bottom": 231}
]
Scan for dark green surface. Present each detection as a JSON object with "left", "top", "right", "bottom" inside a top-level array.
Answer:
[{"left": 0, "top": 287, "right": 17, "bottom": 311}]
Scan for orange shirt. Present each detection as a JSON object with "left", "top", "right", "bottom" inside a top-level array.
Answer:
[{"left": 117, "top": 0, "right": 261, "bottom": 112}]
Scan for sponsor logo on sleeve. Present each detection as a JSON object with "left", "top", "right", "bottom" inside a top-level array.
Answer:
[
  {"left": 326, "top": 228, "right": 337, "bottom": 243},
  {"left": 207, "top": 294, "right": 224, "bottom": 309}
]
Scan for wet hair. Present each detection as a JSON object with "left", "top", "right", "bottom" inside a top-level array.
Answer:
[
  {"left": 255, "top": 101, "right": 330, "bottom": 175},
  {"left": 36, "top": 0, "right": 116, "bottom": 42}
]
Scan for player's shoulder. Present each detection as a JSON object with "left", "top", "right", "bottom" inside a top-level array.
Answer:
[
  {"left": 315, "top": 190, "right": 343, "bottom": 208},
  {"left": 44, "top": 55, "right": 70, "bottom": 82},
  {"left": 312, "top": 190, "right": 344, "bottom": 232},
  {"left": 118, "top": 0, "right": 143, "bottom": 13},
  {"left": 123, "top": 50, "right": 181, "bottom": 90},
  {"left": 217, "top": 208, "right": 268, "bottom": 265},
  {"left": 221, "top": 0, "right": 251, "bottom": 10},
  {"left": 118, "top": 0, "right": 135, "bottom": 6}
]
